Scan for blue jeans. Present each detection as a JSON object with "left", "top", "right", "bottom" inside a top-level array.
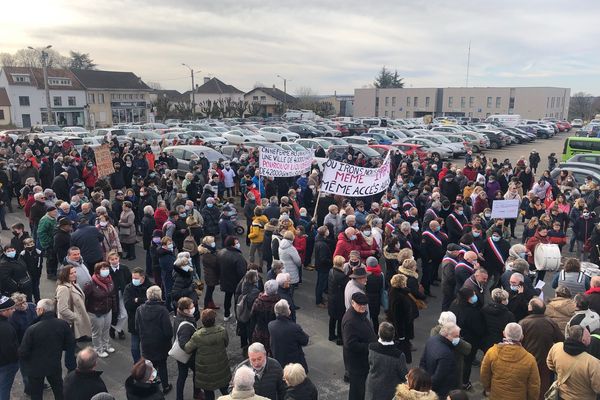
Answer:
[
  {"left": 0, "top": 362, "right": 19, "bottom": 400},
  {"left": 131, "top": 333, "right": 141, "bottom": 363},
  {"left": 315, "top": 270, "right": 329, "bottom": 304}
]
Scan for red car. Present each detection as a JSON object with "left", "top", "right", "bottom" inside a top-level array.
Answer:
[
  {"left": 369, "top": 143, "right": 427, "bottom": 160},
  {"left": 556, "top": 121, "right": 571, "bottom": 132}
]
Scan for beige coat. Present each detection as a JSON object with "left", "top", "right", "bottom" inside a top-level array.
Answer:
[
  {"left": 118, "top": 209, "right": 137, "bottom": 244},
  {"left": 547, "top": 342, "right": 600, "bottom": 400},
  {"left": 217, "top": 389, "right": 269, "bottom": 400},
  {"left": 56, "top": 282, "right": 92, "bottom": 339},
  {"left": 545, "top": 297, "right": 577, "bottom": 332}
]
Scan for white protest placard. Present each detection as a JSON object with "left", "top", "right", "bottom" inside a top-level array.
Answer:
[
  {"left": 259, "top": 147, "right": 313, "bottom": 177},
  {"left": 320, "top": 155, "right": 391, "bottom": 197},
  {"left": 490, "top": 199, "right": 520, "bottom": 219}
]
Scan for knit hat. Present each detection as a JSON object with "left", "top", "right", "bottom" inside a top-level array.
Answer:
[
  {"left": 366, "top": 257, "right": 378, "bottom": 267},
  {"left": 0, "top": 296, "right": 15, "bottom": 311},
  {"left": 152, "top": 229, "right": 162, "bottom": 238}
]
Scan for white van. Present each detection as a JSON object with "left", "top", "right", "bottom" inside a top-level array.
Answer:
[
  {"left": 485, "top": 114, "right": 521, "bottom": 127},
  {"left": 282, "top": 109, "right": 316, "bottom": 120}
]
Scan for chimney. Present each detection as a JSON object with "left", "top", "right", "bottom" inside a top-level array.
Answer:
[{"left": 204, "top": 77, "right": 210, "bottom": 84}]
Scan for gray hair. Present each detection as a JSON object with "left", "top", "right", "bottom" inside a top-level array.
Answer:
[
  {"left": 510, "top": 272, "right": 525, "bottom": 283},
  {"left": 264, "top": 279, "right": 278, "bottom": 296},
  {"left": 504, "top": 322, "right": 523, "bottom": 341},
  {"left": 144, "top": 205, "right": 154, "bottom": 215},
  {"left": 439, "top": 322, "right": 460, "bottom": 338},
  {"left": 274, "top": 299, "right": 290, "bottom": 317},
  {"left": 378, "top": 321, "right": 395, "bottom": 342},
  {"left": 566, "top": 324, "right": 585, "bottom": 342},
  {"left": 146, "top": 285, "right": 162, "bottom": 301},
  {"left": 233, "top": 366, "right": 256, "bottom": 391},
  {"left": 10, "top": 292, "right": 27, "bottom": 304},
  {"left": 370, "top": 218, "right": 383, "bottom": 228},
  {"left": 283, "top": 363, "right": 307, "bottom": 387},
  {"left": 275, "top": 272, "right": 290, "bottom": 287},
  {"left": 248, "top": 342, "right": 266, "bottom": 355},
  {"left": 76, "top": 346, "right": 98, "bottom": 371},
  {"left": 491, "top": 288, "right": 509, "bottom": 304},
  {"left": 95, "top": 206, "right": 107, "bottom": 215},
  {"left": 37, "top": 298, "right": 55, "bottom": 313},
  {"left": 271, "top": 260, "right": 284, "bottom": 273},
  {"left": 437, "top": 311, "right": 457, "bottom": 325},
  {"left": 400, "top": 221, "right": 411, "bottom": 232}
]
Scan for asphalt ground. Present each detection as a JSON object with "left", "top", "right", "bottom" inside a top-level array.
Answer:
[{"left": 8, "top": 128, "right": 576, "bottom": 399}]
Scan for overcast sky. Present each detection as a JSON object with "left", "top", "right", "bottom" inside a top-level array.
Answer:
[{"left": 2, "top": 0, "right": 598, "bottom": 95}]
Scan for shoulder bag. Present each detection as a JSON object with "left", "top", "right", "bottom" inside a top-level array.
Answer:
[
  {"left": 168, "top": 321, "right": 195, "bottom": 364},
  {"left": 544, "top": 354, "right": 583, "bottom": 400}
]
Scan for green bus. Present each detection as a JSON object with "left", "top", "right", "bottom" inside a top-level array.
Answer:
[{"left": 561, "top": 137, "right": 600, "bottom": 161}]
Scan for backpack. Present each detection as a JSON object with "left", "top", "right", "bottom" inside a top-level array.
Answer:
[
  {"left": 236, "top": 293, "right": 252, "bottom": 323},
  {"left": 183, "top": 231, "right": 199, "bottom": 256}
]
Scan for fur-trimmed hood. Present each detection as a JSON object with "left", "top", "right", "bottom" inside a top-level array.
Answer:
[
  {"left": 394, "top": 384, "right": 438, "bottom": 400},
  {"left": 398, "top": 266, "right": 419, "bottom": 279}
]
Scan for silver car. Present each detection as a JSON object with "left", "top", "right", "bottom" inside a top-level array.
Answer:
[
  {"left": 398, "top": 137, "right": 453, "bottom": 159},
  {"left": 162, "top": 145, "right": 229, "bottom": 177}
]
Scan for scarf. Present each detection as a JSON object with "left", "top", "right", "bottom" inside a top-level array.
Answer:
[
  {"left": 585, "top": 287, "right": 600, "bottom": 296},
  {"left": 92, "top": 273, "right": 112, "bottom": 292},
  {"left": 366, "top": 264, "right": 382, "bottom": 276},
  {"left": 399, "top": 266, "right": 419, "bottom": 279}
]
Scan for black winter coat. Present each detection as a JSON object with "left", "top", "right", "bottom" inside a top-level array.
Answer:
[
  {"left": 387, "top": 286, "right": 418, "bottom": 340},
  {"left": 342, "top": 308, "right": 377, "bottom": 375},
  {"left": 54, "top": 228, "right": 72, "bottom": 265},
  {"left": 141, "top": 215, "right": 156, "bottom": 250},
  {"left": 313, "top": 235, "right": 333, "bottom": 272},
  {"left": 171, "top": 266, "right": 196, "bottom": 303},
  {"left": 365, "top": 270, "right": 384, "bottom": 318},
  {"left": 328, "top": 268, "right": 349, "bottom": 320},
  {"left": 268, "top": 316, "right": 309, "bottom": 372},
  {"left": 18, "top": 312, "right": 75, "bottom": 377},
  {"left": 200, "top": 245, "right": 220, "bottom": 286},
  {"left": 70, "top": 225, "right": 104, "bottom": 266},
  {"left": 233, "top": 358, "right": 285, "bottom": 400},
  {"left": 481, "top": 302, "right": 515, "bottom": 351},
  {"left": 125, "top": 376, "right": 165, "bottom": 400},
  {"left": 0, "top": 316, "right": 19, "bottom": 366},
  {"left": 284, "top": 378, "right": 318, "bottom": 400},
  {"left": 63, "top": 369, "right": 107, "bottom": 400},
  {"left": 262, "top": 229, "right": 275, "bottom": 263},
  {"left": 51, "top": 175, "right": 70, "bottom": 201},
  {"left": 419, "top": 334, "right": 457, "bottom": 398},
  {"left": 135, "top": 300, "right": 173, "bottom": 361},
  {"left": 217, "top": 247, "right": 247, "bottom": 293},
  {"left": 449, "top": 300, "right": 485, "bottom": 346},
  {"left": 123, "top": 279, "right": 152, "bottom": 334},
  {"left": 201, "top": 206, "right": 220, "bottom": 236},
  {"left": 0, "top": 255, "right": 31, "bottom": 297}
]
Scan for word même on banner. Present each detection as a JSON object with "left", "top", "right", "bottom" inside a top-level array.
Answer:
[{"left": 320, "top": 156, "right": 391, "bottom": 197}]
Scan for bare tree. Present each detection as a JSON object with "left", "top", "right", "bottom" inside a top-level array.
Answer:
[
  {"left": 248, "top": 102, "right": 262, "bottom": 117},
  {"left": 152, "top": 97, "right": 171, "bottom": 122},
  {"left": 173, "top": 101, "right": 193, "bottom": 119},
  {"left": 0, "top": 53, "right": 16, "bottom": 67},
  {"left": 253, "top": 81, "right": 266, "bottom": 88},
  {"left": 146, "top": 81, "right": 163, "bottom": 91},
  {"left": 233, "top": 100, "right": 249, "bottom": 118},
  {"left": 12, "top": 48, "right": 69, "bottom": 68},
  {"left": 569, "top": 92, "right": 595, "bottom": 121}
]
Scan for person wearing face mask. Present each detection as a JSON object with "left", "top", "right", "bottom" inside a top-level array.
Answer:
[
  {"left": 440, "top": 244, "right": 464, "bottom": 311},
  {"left": 217, "top": 236, "right": 248, "bottom": 322},
  {"left": 82, "top": 161, "right": 99, "bottom": 193},
  {"left": 482, "top": 228, "right": 510, "bottom": 289},
  {"left": 573, "top": 208, "right": 598, "bottom": 261},
  {"left": 171, "top": 252, "right": 198, "bottom": 309},
  {"left": 440, "top": 172, "right": 460, "bottom": 204},
  {"left": 97, "top": 214, "right": 122, "bottom": 256},
  {"left": 157, "top": 237, "right": 176, "bottom": 312},
  {"left": 83, "top": 262, "right": 117, "bottom": 358},
  {"left": 19, "top": 238, "right": 43, "bottom": 303},
  {"left": 171, "top": 297, "right": 198, "bottom": 400},
  {"left": 0, "top": 244, "right": 32, "bottom": 300},
  {"left": 125, "top": 358, "right": 166, "bottom": 400},
  {"left": 445, "top": 204, "right": 468, "bottom": 244},
  {"left": 123, "top": 268, "right": 152, "bottom": 363},
  {"left": 525, "top": 225, "right": 552, "bottom": 284},
  {"left": 480, "top": 322, "right": 540, "bottom": 400},
  {"left": 419, "top": 323, "right": 462, "bottom": 398},
  {"left": 201, "top": 197, "right": 221, "bottom": 238},
  {"left": 449, "top": 287, "right": 485, "bottom": 390},
  {"left": 107, "top": 251, "right": 131, "bottom": 342},
  {"left": 421, "top": 220, "right": 449, "bottom": 297},
  {"left": 481, "top": 288, "right": 515, "bottom": 353},
  {"left": 199, "top": 236, "right": 220, "bottom": 310}
]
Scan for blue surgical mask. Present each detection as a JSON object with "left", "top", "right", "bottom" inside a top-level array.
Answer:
[
  {"left": 470, "top": 294, "right": 478, "bottom": 304},
  {"left": 350, "top": 235, "right": 357, "bottom": 241},
  {"left": 210, "top": 242, "right": 216, "bottom": 248},
  {"left": 234, "top": 243, "right": 241, "bottom": 250},
  {"left": 451, "top": 337, "right": 460, "bottom": 346},
  {"left": 207, "top": 203, "right": 214, "bottom": 208},
  {"left": 510, "top": 285, "right": 520, "bottom": 292},
  {"left": 457, "top": 210, "right": 464, "bottom": 216},
  {"left": 492, "top": 236, "right": 500, "bottom": 242},
  {"left": 182, "top": 265, "right": 192, "bottom": 272},
  {"left": 100, "top": 269, "right": 110, "bottom": 278},
  {"left": 434, "top": 226, "right": 441, "bottom": 232},
  {"left": 5, "top": 251, "right": 16, "bottom": 258},
  {"left": 167, "top": 243, "right": 174, "bottom": 251},
  {"left": 519, "top": 252, "right": 527, "bottom": 259},
  {"left": 132, "top": 278, "right": 142, "bottom": 286},
  {"left": 472, "top": 231, "right": 481, "bottom": 238}
]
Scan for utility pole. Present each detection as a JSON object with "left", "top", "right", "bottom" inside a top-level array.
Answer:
[
  {"left": 29, "top": 45, "right": 53, "bottom": 124},
  {"left": 277, "top": 74, "right": 288, "bottom": 114},
  {"left": 182, "top": 63, "right": 197, "bottom": 120},
  {"left": 465, "top": 40, "right": 471, "bottom": 87}
]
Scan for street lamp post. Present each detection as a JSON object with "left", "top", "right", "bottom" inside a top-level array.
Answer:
[
  {"left": 277, "top": 74, "right": 288, "bottom": 114},
  {"left": 182, "top": 63, "right": 197, "bottom": 120},
  {"left": 28, "top": 45, "right": 53, "bottom": 124}
]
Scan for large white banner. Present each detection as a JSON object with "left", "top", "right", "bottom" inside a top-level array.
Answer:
[
  {"left": 491, "top": 199, "right": 520, "bottom": 219},
  {"left": 259, "top": 147, "right": 313, "bottom": 177},
  {"left": 321, "top": 155, "right": 391, "bottom": 196}
]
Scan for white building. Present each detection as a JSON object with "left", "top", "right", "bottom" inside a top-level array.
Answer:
[
  {"left": 0, "top": 66, "right": 88, "bottom": 128},
  {"left": 185, "top": 77, "right": 244, "bottom": 113}
]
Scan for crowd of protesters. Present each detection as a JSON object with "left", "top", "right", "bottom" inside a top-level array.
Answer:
[{"left": 1, "top": 134, "right": 600, "bottom": 400}]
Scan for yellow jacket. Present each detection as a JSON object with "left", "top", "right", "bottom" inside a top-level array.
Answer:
[
  {"left": 480, "top": 343, "right": 540, "bottom": 400},
  {"left": 248, "top": 215, "right": 269, "bottom": 244}
]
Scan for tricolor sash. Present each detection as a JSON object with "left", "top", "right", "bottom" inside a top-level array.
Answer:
[
  {"left": 487, "top": 237, "right": 505, "bottom": 264},
  {"left": 442, "top": 257, "right": 458, "bottom": 265},
  {"left": 449, "top": 214, "right": 464, "bottom": 231},
  {"left": 423, "top": 231, "right": 442, "bottom": 246},
  {"left": 455, "top": 261, "right": 475, "bottom": 273}
]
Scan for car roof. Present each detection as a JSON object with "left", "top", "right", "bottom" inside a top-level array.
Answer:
[{"left": 558, "top": 162, "right": 600, "bottom": 173}]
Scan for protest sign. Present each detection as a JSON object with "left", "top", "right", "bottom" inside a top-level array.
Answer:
[
  {"left": 259, "top": 147, "right": 313, "bottom": 177},
  {"left": 320, "top": 155, "right": 391, "bottom": 197},
  {"left": 94, "top": 144, "right": 115, "bottom": 177},
  {"left": 490, "top": 199, "right": 520, "bottom": 219}
]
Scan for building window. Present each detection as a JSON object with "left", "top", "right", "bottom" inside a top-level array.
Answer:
[
  {"left": 253, "top": 96, "right": 258, "bottom": 101},
  {"left": 260, "top": 96, "right": 266, "bottom": 101},
  {"left": 406, "top": 97, "right": 410, "bottom": 107},
  {"left": 19, "top": 96, "right": 30, "bottom": 106},
  {"left": 385, "top": 97, "right": 389, "bottom": 106},
  {"left": 496, "top": 97, "right": 501, "bottom": 108},
  {"left": 448, "top": 97, "right": 453, "bottom": 107},
  {"left": 140, "top": 94, "right": 144, "bottom": 100},
  {"left": 53, "top": 96, "right": 62, "bottom": 107},
  {"left": 89, "top": 93, "right": 95, "bottom": 104},
  {"left": 0, "top": 110, "right": 4, "bottom": 120},
  {"left": 384, "top": 110, "right": 388, "bottom": 117},
  {"left": 551, "top": 97, "right": 555, "bottom": 108},
  {"left": 425, "top": 97, "right": 430, "bottom": 107},
  {"left": 392, "top": 97, "right": 396, "bottom": 106},
  {"left": 557, "top": 97, "right": 561, "bottom": 108},
  {"left": 391, "top": 110, "right": 395, "bottom": 118},
  {"left": 12, "top": 74, "right": 30, "bottom": 83},
  {"left": 129, "top": 94, "right": 134, "bottom": 100},
  {"left": 487, "top": 97, "right": 492, "bottom": 108},
  {"left": 111, "top": 94, "right": 116, "bottom": 100},
  {"left": 68, "top": 96, "right": 76, "bottom": 106},
  {"left": 48, "top": 78, "right": 71, "bottom": 86},
  {"left": 413, "top": 97, "right": 418, "bottom": 107},
  {"left": 461, "top": 97, "right": 466, "bottom": 108},
  {"left": 469, "top": 97, "right": 475, "bottom": 107},
  {"left": 98, "top": 94, "right": 104, "bottom": 104}
]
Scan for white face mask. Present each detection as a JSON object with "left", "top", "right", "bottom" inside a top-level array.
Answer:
[{"left": 188, "top": 307, "right": 196, "bottom": 315}]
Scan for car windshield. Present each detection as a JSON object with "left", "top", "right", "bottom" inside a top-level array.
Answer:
[
  {"left": 433, "top": 136, "right": 451, "bottom": 143},
  {"left": 359, "top": 146, "right": 383, "bottom": 158},
  {"left": 314, "top": 140, "right": 331, "bottom": 149},
  {"left": 144, "top": 132, "right": 161, "bottom": 139},
  {"left": 198, "top": 131, "right": 219, "bottom": 138},
  {"left": 43, "top": 125, "right": 62, "bottom": 132},
  {"left": 65, "top": 127, "right": 86, "bottom": 132},
  {"left": 283, "top": 143, "right": 305, "bottom": 151},
  {"left": 421, "top": 136, "right": 443, "bottom": 145},
  {"left": 111, "top": 130, "right": 126, "bottom": 136}
]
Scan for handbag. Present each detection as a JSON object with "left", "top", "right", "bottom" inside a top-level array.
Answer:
[
  {"left": 544, "top": 354, "right": 583, "bottom": 400},
  {"left": 408, "top": 293, "right": 427, "bottom": 310},
  {"left": 380, "top": 274, "right": 389, "bottom": 311},
  {"left": 168, "top": 321, "right": 195, "bottom": 364}
]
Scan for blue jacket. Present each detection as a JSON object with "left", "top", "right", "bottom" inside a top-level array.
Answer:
[{"left": 419, "top": 334, "right": 457, "bottom": 398}]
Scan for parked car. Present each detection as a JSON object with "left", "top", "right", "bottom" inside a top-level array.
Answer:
[
  {"left": 287, "top": 124, "right": 320, "bottom": 138},
  {"left": 398, "top": 138, "right": 453, "bottom": 159},
  {"left": 567, "top": 154, "right": 600, "bottom": 165},
  {"left": 31, "top": 124, "right": 63, "bottom": 134},
  {"left": 388, "top": 143, "right": 428, "bottom": 160},
  {"left": 415, "top": 135, "right": 464, "bottom": 157},
  {"left": 497, "top": 128, "right": 530, "bottom": 144},
  {"left": 479, "top": 130, "right": 506, "bottom": 149},
  {"left": 141, "top": 123, "right": 168, "bottom": 130},
  {"left": 92, "top": 128, "right": 131, "bottom": 144},
  {"left": 368, "top": 127, "right": 409, "bottom": 141},
  {"left": 313, "top": 124, "right": 341, "bottom": 137},
  {"left": 345, "top": 136, "right": 377, "bottom": 146},
  {"left": 296, "top": 138, "right": 333, "bottom": 150},
  {"left": 222, "top": 129, "right": 266, "bottom": 144},
  {"left": 277, "top": 142, "right": 307, "bottom": 152},
  {"left": 258, "top": 126, "right": 300, "bottom": 142},
  {"left": 327, "top": 144, "right": 384, "bottom": 161},
  {"left": 62, "top": 126, "right": 89, "bottom": 135},
  {"left": 369, "top": 144, "right": 405, "bottom": 157},
  {"left": 162, "top": 131, "right": 195, "bottom": 145},
  {"left": 128, "top": 130, "right": 162, "bottom": 142},
  {"left": 320, "top": 136, "right": 349, "bottom": 146},
  {"left": 571, "top": 119, "right": 584, "bottom": 128},
  {"left": 163, "top": 145, "right": 228, "bottom": 176},
  {"left": 550, "top": 166, "right": 600, "bottom": 187},
  {"left": 361, "top": 132, "right": 393, "bottom": 144},
  {"left": 187, "top": 131, "right": 228, "bottom": 146},
  {"left": 556, "top": 162, "right": 600, "bottom": 175}
]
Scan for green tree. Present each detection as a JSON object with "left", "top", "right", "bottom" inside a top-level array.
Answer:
[
  {"left": 374, "top": 66, "right": 404, "bottom": 88},
  {"left": 68, "top": 51, "right": 97, "bottom": 70}
]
